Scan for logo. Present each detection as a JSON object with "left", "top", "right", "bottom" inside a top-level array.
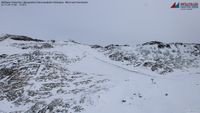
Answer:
[
  {"left": 171, "top": 2, "right": 198, "bottom": 10},
  {"left": 171, "top": 2, "right": 179, "bottom": 8}
]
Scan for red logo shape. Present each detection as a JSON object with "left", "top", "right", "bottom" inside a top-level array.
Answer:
[{"left": 171, "top": 2, "right": 176, "bottom": 8}]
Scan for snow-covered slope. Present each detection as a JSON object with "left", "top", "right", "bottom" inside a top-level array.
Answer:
[
  {"left": 0, "top": 34, "right": 200, "bottom": 113},
  {"left": 94, "top": 41, "right": 200, "bottom": 74}
]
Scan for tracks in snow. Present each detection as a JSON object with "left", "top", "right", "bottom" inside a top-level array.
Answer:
[{"left": 94, "top": 57, "right": 156, "bottom": 78}]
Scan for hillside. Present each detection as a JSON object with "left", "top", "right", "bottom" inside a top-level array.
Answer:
[{"left": 0, "top": 34, "right": 200, "bottom": 113}]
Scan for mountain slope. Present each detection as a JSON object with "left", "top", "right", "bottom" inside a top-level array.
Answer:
[
  {"left": 0, "top": 34, "right": 200, "bottom": 113},
  {"left": 93, "top": 41, "right": 200, "bottom": 74}
]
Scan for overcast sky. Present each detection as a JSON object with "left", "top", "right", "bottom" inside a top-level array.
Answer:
[{"left": 0, "top": 0, "right": 199, "bottom": 45}]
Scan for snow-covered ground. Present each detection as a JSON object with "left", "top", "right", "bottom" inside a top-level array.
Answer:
[
  {"left": 69, "top": 51, "right": 200, "bottom": 113},
  {"left": 0, "top": 34, "right": 200, "bottom": 113}
]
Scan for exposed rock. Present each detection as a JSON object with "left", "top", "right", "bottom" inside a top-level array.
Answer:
[
  {"left": 97, "top": 41, "right": 200, "bottom": 74},
  {"left": 0, "top": 34, "right": 43, "bottom": 42}
]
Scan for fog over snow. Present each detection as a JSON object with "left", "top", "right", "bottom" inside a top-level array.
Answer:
[{"left": 0, "top": 0, "right": 199, "bottom": 45}]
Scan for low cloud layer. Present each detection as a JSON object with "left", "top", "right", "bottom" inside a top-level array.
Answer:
[{"left": 0, "top": 0, "right": 199, "bottom": 45}]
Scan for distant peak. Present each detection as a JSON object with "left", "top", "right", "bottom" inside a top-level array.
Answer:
[
  {"left": 142, "top": 41, "right": 171, "bottom": 48},
  {"left": 142, "top": 41, "right": 164, "bottom": 46},
  {"left": 0, "top": 34, "right": 44, "bottom": 42}
]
